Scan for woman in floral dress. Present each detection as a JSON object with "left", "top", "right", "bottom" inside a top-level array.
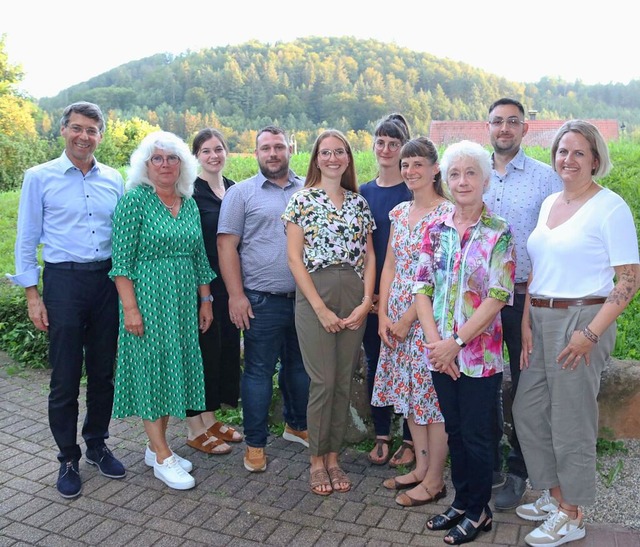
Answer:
[{"left": 372, "top": 137, "right": 452, "bottom": 506}]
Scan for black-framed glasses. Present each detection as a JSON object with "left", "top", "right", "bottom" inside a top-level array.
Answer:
[
  {"left": 318, "top": 148, "right": 347, "bottom": 159},
  {"left": 488, "top": 117, "right": 524, "bottom": 128},
  {"left": 374, "top": 140, "right": 401, "bottom": 151},
  {"left": 149, "top": 154, "right": 181, "bottom": 166}
]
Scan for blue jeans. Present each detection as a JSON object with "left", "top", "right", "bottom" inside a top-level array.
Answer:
[{"left": 242, "top": 290, "right": 309, "bottom": 447}]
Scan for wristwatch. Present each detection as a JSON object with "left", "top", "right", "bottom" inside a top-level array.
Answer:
[
  {"left": 200, "top": 295, "right": 214, "bottom": 303},
  {"left": 452, "top": 332, "right": 466, "bottom": 348}
]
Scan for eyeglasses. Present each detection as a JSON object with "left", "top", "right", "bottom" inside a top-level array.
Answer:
[
  {"left": 318, "top": 148, "right": 347, "bottom": 159},
  {"left": 67, "top": 124, "right": 100, "bottom": 137},
  {"left": 149, "top": 154, "right": 181, "bottom": 166},
  {"left": 374, "top": 140, "right": 401, "bottom": 151},
  {"left": 488, "top": 117, "right": 524, "bottom": 128}
]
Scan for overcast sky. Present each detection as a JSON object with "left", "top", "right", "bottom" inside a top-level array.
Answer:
[{"left": 3, "top": 0, "right": 636, "bottom": 99}]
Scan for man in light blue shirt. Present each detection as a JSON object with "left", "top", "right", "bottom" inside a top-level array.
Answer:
[
  {"left": 8, "top": 102, "right": 126, "bottom": 498},
  {"left": 483, "top": 98, "right": 563, "bottom": 511}
]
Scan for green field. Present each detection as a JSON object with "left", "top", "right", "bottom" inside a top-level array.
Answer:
[{"left": 1, "top": 144, "right": 639, "bottom": 364}]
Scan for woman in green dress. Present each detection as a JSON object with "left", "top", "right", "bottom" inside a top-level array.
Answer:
[{"left": 110, "top": 131, "right": 215, "bottom": 490}]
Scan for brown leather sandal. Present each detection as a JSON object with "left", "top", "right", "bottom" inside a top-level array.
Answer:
[
  {"left": 186, "top": 432, "right": 232, "bottom": 455},
  {"left": 389, "top": 441, "right": 415, "bottom": 468},
  {"left": 368, "top": 437, "right": 392, "bottom": 465},
  {"left": 327, "top": 466, "right": 352, "bottom": 493},
  {"left": 207, "top": 421, "right": 244, "bottom": 443},
  {"left": 310, "top": 468, "right": 332, "bottom": 496}
]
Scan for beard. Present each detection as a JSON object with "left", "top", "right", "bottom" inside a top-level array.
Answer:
[{"left": 259, "top": 159, "right": 289, "bottom": 180}]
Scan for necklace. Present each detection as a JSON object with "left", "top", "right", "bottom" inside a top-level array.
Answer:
[
  {"left": 563, "top": 182, "right": 593, "bottom": 204},
  {"left": 161, "top": 196, "right": 179, "bottom": 211}
]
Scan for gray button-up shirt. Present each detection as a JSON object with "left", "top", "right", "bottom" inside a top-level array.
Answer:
[{"left": 218, "top": 170, "right": 304, "bottom": 293}]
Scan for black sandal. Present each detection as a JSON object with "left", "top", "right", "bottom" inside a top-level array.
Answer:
[
  {"left": 443, "top": 515, "right": 492, "bottom": 545},
  {"left": 389, "top": 441, "right": 415, "bottom": 468},
  {"left": 368, "top": 438, "right": 392, "bottom": 465},
  {"left": 426, "top": 506, "right": 465, "bottom": 531}
]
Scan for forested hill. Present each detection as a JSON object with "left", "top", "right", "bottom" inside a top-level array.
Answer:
[{"left": 39, "top": 36, "right": 640, "bottom": 138}]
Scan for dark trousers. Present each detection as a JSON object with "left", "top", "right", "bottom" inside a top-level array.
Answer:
[
  {"left": 188, "top": 286, "right": 241, "bottom": 416},
  {"left": 363, "top": 314, "right": 411, "bottom": 441},
  {"left": 43, "top": 262, "right": 118, "bottom": 463},
  {"left": 494, "top": 293, "right": 528, "bottom": 479},
  {"left": 433, "top": 371, "right": 502, "bottom": 523}
]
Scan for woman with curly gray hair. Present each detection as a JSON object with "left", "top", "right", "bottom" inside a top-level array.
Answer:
[{"left": 109, "top": 131, "right": 215, "bottom": 491}]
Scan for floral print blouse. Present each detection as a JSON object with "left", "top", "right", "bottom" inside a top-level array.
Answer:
[
  {"left": 413, "top": 206, "right": 515, "bottom": 378},
  {"left": 282, "top": 187, "right": 375, "bottom": 280}
]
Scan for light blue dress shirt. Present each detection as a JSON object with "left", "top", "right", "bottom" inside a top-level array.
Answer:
[{"left": 7, "top": 152, "right": 124, "bottom": 288}]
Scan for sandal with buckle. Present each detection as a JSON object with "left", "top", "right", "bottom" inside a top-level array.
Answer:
[
  {"left": 426, "top": 506, "right": 466, "bottom": 531},
  {"left": 368, "top": 437, "right": 392, "bottom": 465},
  {"left": 327, "top": 466, "right": 352, "bottom": 493},
  {"left": 382, "top": 471, "right": 421, "bottom": 490},
  {"left": 310, "top": 468, "right": 332, "bottom": 496},
  {"left": 444, "top": 514, "right": 492, "bottom": 545},
  {"left": 207, "top": 421, "right": 244, "bottom": 443},
  {"left": 389, "top": 441, "right": 415, "bottom": 468},
  {"left": 396, "top": 484, "right": 447, "bottom": 507},
  {"left": 186, "top": 432, "right": 232, "bottom": 455}
]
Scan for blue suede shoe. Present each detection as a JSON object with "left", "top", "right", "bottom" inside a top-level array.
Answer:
[
  {"left": 57, "top": 459, "right": 81, "bottom": 498},
  {"left": 85, "top": 445, "right": 126, "bottom": 479}
]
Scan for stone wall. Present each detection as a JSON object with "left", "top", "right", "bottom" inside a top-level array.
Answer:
[{"left": 341, "top": 354, "right": 640, "bottom": 442}]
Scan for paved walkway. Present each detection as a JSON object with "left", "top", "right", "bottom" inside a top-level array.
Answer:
[{"left": 1, "top": 356, "right": 638, "bottom": 546}]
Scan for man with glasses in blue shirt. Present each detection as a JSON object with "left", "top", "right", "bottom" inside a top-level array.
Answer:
[
  {"left": 9, "top": 102, "right": 126, "bottom": 498},
  {"left": 484, "top": 98, "right": 563, "bottom": 512}
]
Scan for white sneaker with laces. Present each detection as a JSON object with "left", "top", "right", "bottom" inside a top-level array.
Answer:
[
  {"left": 517, "top": 490, "right": 560, "bottom": 521},
  {"left": 145, "top": 444, "right": 193, "bottom": 472},
  {"left": 525, "top": 509, "right": 585, "bottom": 546},
  {"left": 153, "top": 455, "right": 196, "bottom": 490}
]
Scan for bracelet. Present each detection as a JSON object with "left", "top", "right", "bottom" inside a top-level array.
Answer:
[
  {"left": 362, "top": 295, "right": 374, "bottom": 311},
  {"left": 582, "top": 326, "right": 599, "bottom": 344},
  {"left": 452, "top": 332, "right": 466, "bottom": 348}
]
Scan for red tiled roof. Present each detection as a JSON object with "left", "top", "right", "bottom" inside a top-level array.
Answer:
[{"left": 428, "top": 120, "right": 620, "bottom": 147}]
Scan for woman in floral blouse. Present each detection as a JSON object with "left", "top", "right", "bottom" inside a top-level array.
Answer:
[
  {"left": 283, "top": 129, "right": 375, "bottom": 496},
  {"left": 414, "top": 140, "right": 515, "bottom": 545}
]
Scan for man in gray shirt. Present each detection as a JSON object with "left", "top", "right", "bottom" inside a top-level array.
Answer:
[
  {"left": 217, "top": 126, "right": 310, "bottom": 472},
  {"left": 484, "top": 98, "right": 563, "bottom": 510}
]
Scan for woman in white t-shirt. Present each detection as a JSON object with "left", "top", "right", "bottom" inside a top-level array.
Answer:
[{"left": 513, "top": 120, "right": 640, "bottom": 547}]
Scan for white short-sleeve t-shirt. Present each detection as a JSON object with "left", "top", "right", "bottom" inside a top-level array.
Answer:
[{"left": 527, "top": 188, "right": 639, "bottom": 298}]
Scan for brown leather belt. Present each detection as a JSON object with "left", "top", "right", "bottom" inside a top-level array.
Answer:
[{"left": 530, "top": 297, "right": 606, "bottom": 309}]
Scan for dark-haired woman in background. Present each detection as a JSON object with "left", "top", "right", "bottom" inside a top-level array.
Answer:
[
  {"left": 184, "top": 128, "right": 244, "bottom": 455},
  {"left": 360, "top": 114, "right": 415, "bottom": 468}
]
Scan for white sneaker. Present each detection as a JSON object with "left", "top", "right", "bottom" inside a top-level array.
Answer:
[
  {"left": 517, "top": 490, "right": 560, "bottom": 521},
  {"left": 153, "top": 455, "right": 196, "bottom": 490},
  {"left": 145, "top": 444, "right": 192, "bottom": 472},
  {"left": 525, "top": 509, "right": 585, "bottom": 546}
]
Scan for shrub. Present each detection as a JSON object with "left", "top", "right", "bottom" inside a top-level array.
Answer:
[{"left": 0, "top": 280, "right": 48, "bottom": 368}]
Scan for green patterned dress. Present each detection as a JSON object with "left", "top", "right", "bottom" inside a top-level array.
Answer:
[{"left": 109, "top": 185, "right": 215, "bottom": 421}]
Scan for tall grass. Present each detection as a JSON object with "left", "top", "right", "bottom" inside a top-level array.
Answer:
[{"left": 1, "top": 144, "right": 639, "bottom": 360}]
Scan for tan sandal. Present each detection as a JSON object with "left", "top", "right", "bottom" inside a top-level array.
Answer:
[
  {"left": 187, "top": 432, "right": 232, "bottom": 455},
  {"left": 310, "top": 468, "right": 332, "bottom": 496},
  {"left": 207, "top": 421, "right": 244, "bottom": 443},
  {"left": 368, "top": 437, "right": 392, "bottom": 465},
  {"left": 327, "top": 466, "right": 352, "bottom": 493},
  {"left": 389, "top": 441, "right": 415, "bottom": 468}
]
